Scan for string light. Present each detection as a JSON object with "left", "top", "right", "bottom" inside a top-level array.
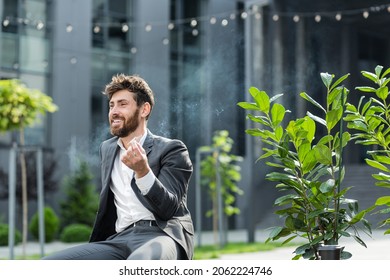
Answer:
[
  {"left": 2, "top": 4, "right": 389, "bottom": 32},
  {"left": 66, "top": 24, "right": 73, "bottom": 32},
  {"left": 162, "top": 38, "right": 169, "bottom": 45},
  {"left": 190, "top": 19, "right": 198, "bottom": 27},
  {"left": 93, "top": 25, "right": 100, "bottom": 33},
  {"left": 36, "top": 20, "right": 44, "bottom": 30},
  {"left": 121, "top": 23, "right": 129, "bottom": 33},
  {"left": 0, "top": 3, "right": 389, "bottom": 51},
  {"left": 144, "top": 24, "right": 152, "bottom": 32},
  {"left": 2, "top": 18, "right": 10, "bottom": 27}
]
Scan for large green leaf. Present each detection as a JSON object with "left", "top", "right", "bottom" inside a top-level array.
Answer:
[
  {"left": 319, "top": 179, "right": 335, "bottom": 193},
  {"left": 249, "top": 87, "right": 270, "bottom": 114},
  {"left": 313, "top": 144, "right": 332, "bottom": 165},
  {"left": 320, "top": 72, "right": 334, "bottom": 89},
  {"left": 375, "top": 196, "right": 390, "bottom": 206},
  {"left": 361, "top": 71, "right": 378, "bottom": 83},
  {"left": 237, "top": 101, "right": 259, "bottom": 111},
  {"left": 365, "top": 159, "right": 390, "bottom": 172},
  {"left": 271, "top": 103, "right": 286, "bottom": 127},
  {"left": 326, "top": 107, "right": 343, "bottom": 131},
  {"left": 300, "top": 92, "right": 326, "bottom": 113}
]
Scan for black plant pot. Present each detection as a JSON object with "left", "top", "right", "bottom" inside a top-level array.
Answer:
[{"left": 318, "top": 245, "right": 344, "bottom": 260}]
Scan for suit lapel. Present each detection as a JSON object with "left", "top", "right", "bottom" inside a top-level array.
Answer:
[
  {"left": 143, "top": 130, "right": 154, "bottom": 156},
  {"left": 102, "top": 138, "right": 119, "bottom": 191}
]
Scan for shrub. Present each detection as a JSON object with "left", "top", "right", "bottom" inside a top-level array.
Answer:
[
  {"left": 60, "top": 223, "right": 92, "bottom": 243},
  {"left": 0, "top": 223, "right": 22, "bottom": 246},
  {"left": 60, "top": 160, "right": 99, "bottom": 228},
  {"left": 29, "top": 206, "right": 60, "bottom": 242}
]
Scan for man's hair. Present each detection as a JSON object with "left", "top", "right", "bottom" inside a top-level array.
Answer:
[{"left": 104, "top": 74, "right": 155, "bottom": 119}]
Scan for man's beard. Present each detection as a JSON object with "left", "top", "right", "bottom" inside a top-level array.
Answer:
[{"left": 110, "top": 108, "right": 140, "bottom": 138}]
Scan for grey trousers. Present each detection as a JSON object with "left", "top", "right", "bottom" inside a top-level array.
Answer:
[{"left": 42, "top": 224, "right": 184, "bottom": 260}]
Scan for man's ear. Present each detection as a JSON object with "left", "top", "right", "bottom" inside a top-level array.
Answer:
[{"left": 141, "top": 102, "right": 151, "bottom": 118}]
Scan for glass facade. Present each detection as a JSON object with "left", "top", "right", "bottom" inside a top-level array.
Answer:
[
  {"left": 0, "top": 0, "right": 50, "bottom": 145},
  {"left": 89, "top": 0, "right": 206, "bottom": 158}
]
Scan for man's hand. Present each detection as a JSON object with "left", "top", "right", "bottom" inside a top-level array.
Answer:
[{"left": 121, "top": 137, "right": 150, "bottom": 178}]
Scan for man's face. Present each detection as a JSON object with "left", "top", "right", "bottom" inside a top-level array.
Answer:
[{"left": 108, "top": 89, "right": 140, "bottom": 137}]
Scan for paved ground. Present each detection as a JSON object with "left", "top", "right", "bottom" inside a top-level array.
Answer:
[{"left": 1, "top": 229, "right": 389, "bottom": 260}]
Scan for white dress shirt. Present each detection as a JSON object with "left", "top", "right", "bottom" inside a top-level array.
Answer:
[{"left": 110, "top": 132, "right": 156, "bottom": 232}]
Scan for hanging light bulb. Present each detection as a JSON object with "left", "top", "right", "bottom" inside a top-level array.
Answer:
[
  {"left": 66, "top": 24, "right": 73, "bottom": 33},
  {"left": 162, "top": 38, "right": 169, "bottom": 45},
  {"left": 2, "top": 18, "right": 10, "bottom": 27},
  {"left": 241, "top": 12, "right": 248, "bottom": 19},
  {"left": 293, "top": 15, "right": 300, "bottom": 22},
  {"left": 272, "top": 14, "right": 279, "bottom": 21},
  {"left": 168, "top": 22, "right": 175, "bottom": 30},
  {"left": 221, "top": 19, "right": 228, "bottom": 26},
  {"left": 93, "top": 25, "right": 101, "bottom": 33},
  {"left": 36, "top": 20, "right": 44, "bottom": 30},
  {"left": 192, "top": 29, "right": 198, "bottom": 36},
  {"left": 335, "top": 13, "right": 342, "bottom": 21},
  {"left": 145, "top": 24, "right": 152, "bottom": 32},
  {"left": 121, "top": 23, "right": 129, "bottom": 33},
  {"left": 70, "top": 57, "right": 77, "bottom": 64},
  {"left": 314, "top": 15, "right": 321, "bottom": 22},
  {"left": 363, "top": 11, "right": 369, "bottom": 18},
  {"left": 190, "top": 19, "right": 197, "bottom": 27},
  {"left": 130, "top": 47, "right": 137, "bottom": 54},
  {"left": 210, "top": 17, "right": 217, "bottom": 24}
]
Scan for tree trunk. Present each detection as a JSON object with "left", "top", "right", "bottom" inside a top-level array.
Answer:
[{"left": 19, "top": 128, "right": 28, "bottom": 259}]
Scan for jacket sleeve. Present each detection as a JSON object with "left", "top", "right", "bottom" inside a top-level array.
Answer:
[{"left": 142, "top": 139, "right": 193, "bottom": 220}]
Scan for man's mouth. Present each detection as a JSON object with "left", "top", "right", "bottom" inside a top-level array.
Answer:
[{"left": 111, "top": 118, "right": 123, "bottom": 127}]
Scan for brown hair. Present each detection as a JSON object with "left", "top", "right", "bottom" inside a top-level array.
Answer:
[{"left": 104, "top": 74, "right": 155, "bottom": 119}]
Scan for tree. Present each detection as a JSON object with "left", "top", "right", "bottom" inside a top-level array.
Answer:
[
  {"left": 200, "top": 130, "right": 243, "bottom": 245},
  {"left": 60, "top": 160, "right": 99, "bottom": 229},
  {"left": 0, "top": 79, "right": 58, "bottom": 258}
]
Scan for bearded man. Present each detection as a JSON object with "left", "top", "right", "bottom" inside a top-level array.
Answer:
[{"left": 43, "top": 74, "right": 194, "bottom": 260}]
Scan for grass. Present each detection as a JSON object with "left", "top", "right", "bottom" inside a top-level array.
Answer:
[
  {"left": 1, "top": 240, "right": 301, "bottom": 260},
  {"left": 193, "top": 241, "right": 299, "bottom": 259}
]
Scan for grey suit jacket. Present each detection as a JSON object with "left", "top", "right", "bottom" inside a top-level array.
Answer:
[{"left": 89, "top": 130, "right": 194, "bottom": 259}]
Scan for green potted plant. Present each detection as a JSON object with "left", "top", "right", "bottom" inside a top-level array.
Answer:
[
  {"left": 237, "top": 72, "right": 372, "bottom": 259},
  {"left": 345, "top": 65, "right": 390, "bottom": 235}
]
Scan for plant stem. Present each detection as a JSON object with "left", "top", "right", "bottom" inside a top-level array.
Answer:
[{"left": 333, "top": 87, "right": 345, "bottom": 243}]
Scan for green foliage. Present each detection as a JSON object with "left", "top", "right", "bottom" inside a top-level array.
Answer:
[
  {"left": 238, "top": 72, "right": 371, "bottom": 260},
  {"left": 60, "top": 223, "right": 92, "bottom": 243},
  {"left": 29, "top": 206, "right": 60, "bottom": 243},
  {"left": 60, "top": 160, "right": 99, "bottom": 228},
  {"left": 0, "top": 79, "right": 58, "bottom": 132},
  {"left": 0, "top": 223, "right": 22, "bottom": 246},
  {"left": 200, "top": 130, "right": 244, "bottom": 220},
  {"left": 345, "top": 65, "right": 390, "bottom": 234}
]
